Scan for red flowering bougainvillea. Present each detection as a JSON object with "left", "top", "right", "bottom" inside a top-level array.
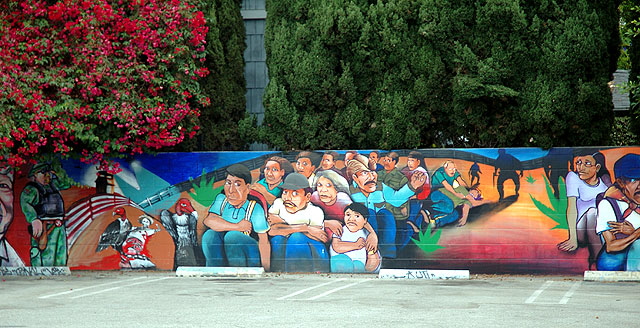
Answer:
[{"left": 0, "top": 0, "right": 209, "bottom": 171}]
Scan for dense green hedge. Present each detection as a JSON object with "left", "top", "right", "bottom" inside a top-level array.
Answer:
[{"left": 259, "top": 0, "right": 619, "bottom": 150}]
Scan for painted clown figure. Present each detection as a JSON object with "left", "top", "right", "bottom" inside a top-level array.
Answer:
[
  {"left": 120, "top": 215, "right": 160, "bottom": 269},
  {"left": 20, "top": 163, "right": 71, "bottom": 266}
]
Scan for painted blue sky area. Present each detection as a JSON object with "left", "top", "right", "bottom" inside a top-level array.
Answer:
[
  {"left": 457, "top": 148, "right": 550, "bottom": 161},
  {"left": 61, "top": 151, "right": 277, "bottom": 186},
  {"left": 129, "top": 152, "right": 278, "bottom": 185},
  {"left": 60, "top": 158, "right": 92, "bottom": 184},
  {"left": 59, "top": 149, "right": 556, "bottom": 186}
]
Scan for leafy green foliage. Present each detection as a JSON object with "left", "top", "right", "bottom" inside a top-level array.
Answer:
[
  {"left": 175, "top": 0, "right": 249, "bottom": 151},
  {"left": 621, "top": 1, "right": 640, "bottom": 137},
  {"left": 529, "top": 175, "right": 568, "bottom": 230},
  {"left": 261, "top": 0, "right": 618, "bottom": 150},
  {"left": 618, "top": 1, "right": 637, "bottom": 69},
  {"left": 611, "top": 116, "right": 638, "bottom": 146}
]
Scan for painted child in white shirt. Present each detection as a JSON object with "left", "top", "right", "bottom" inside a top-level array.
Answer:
[{"left": 330, "top": 202, "right": 381, "bottom": 273}]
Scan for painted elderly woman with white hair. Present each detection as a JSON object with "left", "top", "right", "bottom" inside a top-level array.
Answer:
[
  {"left": 0, "top": 165, "right": 24, "bottom": 267},
  {"left": 310, "top": 170, "right": 378, "bottom": 253}
]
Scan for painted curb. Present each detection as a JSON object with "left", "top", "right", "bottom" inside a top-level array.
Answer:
[
  {"left": 0, "top": 266, "right": 71, "bottom": 276},
  {"left": 176, "top": 266, "right": 265, "bottom": 277},
  {"left": 584, "top": 271, "right": 640, "bottom": 282},
  {"left": 379, "top": 269, "right": 470, "bottom": 280}
]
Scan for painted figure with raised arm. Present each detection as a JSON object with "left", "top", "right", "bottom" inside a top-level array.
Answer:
[{"left": 347, "top": 155, "right": 425, "bottom": 258}]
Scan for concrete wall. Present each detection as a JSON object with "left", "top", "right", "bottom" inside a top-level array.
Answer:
[{"left": 2, "top": 147, "right": 639, "bottom": 274}]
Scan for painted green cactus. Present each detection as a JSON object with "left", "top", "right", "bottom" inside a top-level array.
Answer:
[
  {"left": 189, "top": 170, "right": 222, "bottom": 207},
  {"left": 411, "top": 225, "right": 445, "bottom": 253},
  {"left": 525, "top": 174, "right": 537, "bottom": 184},
  {"left": 529, "top": 175, "right": 568, "bottom": 230}
]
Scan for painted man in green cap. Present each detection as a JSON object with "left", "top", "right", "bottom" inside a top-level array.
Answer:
[{"left": 20, "top": 162, "right": 71, "bottom": 266}]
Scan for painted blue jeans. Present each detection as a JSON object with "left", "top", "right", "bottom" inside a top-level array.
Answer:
[
  {"left": 597, "top": 238, "right": 640, "bottom": 271},
  {"left": 395, "top": 201, "right": 424, "bottom": 250},
  {"left": 331, "top": 253, "right": 366, "bottom": 273},
  {"left": 429, "top": 190, "right": 459, "bottom": 228},
  {"left": 270, "top": 232, "right": 329, "bottom": 272},
  {"left": 201, "top": 230, "right": 261, "bottom": 267},
  {"left": 366, "top": 208, "right": 397, "bottom": 258}
]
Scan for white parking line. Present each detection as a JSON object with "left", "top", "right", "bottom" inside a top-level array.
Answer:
[
  {"left": 277, "top": 279, "right": 346, "bottom": 300},
  {"left": 525, "top": 280, "right": 582, "bottom": 305},
  {"left": 39, "top": 277, "right": 148, "bottom": 299},
  {"left": 559, "top": 281, "right": 582, "bottom": 304},
  {"left": 525, "top": 280, "right": 554, "bottom": 304},
  {"left": 305, "top": 279, "right": 370, "bottom": 300},
  {"left": 71, "top": 277, "right": 173, "bottom": 299}
]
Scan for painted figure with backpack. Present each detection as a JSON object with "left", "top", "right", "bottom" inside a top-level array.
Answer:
[{"left": 201, "top": 164, "right": 271, "bottom": 271}]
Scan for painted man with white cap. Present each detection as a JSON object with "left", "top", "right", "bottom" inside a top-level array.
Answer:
[{"left": 268, "top": 173, "right": 329, "bottom": 272}]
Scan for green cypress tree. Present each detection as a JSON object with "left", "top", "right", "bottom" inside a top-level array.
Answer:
[
  {"left": 444, "top": 0, "right": 527, "bottom": 147},
  {"left": 622, "top": 1, "right": 640, "bottom": 135},
  {"left": 260, "top": 0, "right": 618, "bottom": 149},
  {"left": 520, "top": 0, "right": 614, "bottom": 147},
  {"left": 177, "top": 0, "right": 248, "bottom": 151},
  {"left": 261, "top": 0, "right": 368, "bottom": 149}
]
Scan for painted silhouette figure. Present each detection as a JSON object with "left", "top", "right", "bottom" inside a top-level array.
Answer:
[
  {"left": 494, "top": 149, "right": 523, "bottom": 201},
  {"left": 469, "top": 162, "right": 482, "bottom": 186},
  {"left": 543, "top": 148, "right": 574, "bottom": 199}
]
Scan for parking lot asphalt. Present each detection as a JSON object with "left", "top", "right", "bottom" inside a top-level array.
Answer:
[{"left": 0, "top": 271, "right": 637, "bottom": 328}]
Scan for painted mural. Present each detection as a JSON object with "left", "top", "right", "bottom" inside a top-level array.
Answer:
[{"left": 2, "top": 147, "right": 640, "bottom": 274}]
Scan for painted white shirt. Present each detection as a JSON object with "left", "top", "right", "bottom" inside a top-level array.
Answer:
[
  {"left": 330, "top": 227, "right": 369, "bottom": 264},
  {"left": 269, "top": 198, "right": 324, "bottom": 227},
  {"left": 596, "top": 198, "right": 640, "bottom": 234},
  {"left": 0, "top": 239, "right": 25, "bottom": 267},
  {"left": 565, "top": 171, "right": 608, "bottom": 219}
]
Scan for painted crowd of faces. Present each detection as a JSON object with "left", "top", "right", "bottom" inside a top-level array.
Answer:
[{"left": 2, "top": 147, "right": 640, "bottom": 274}]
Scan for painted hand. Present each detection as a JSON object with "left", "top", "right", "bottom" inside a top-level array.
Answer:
[
  {"left": 410, "top": 171, "right": 427, "bottom": 190},
  {"left": 267, "top": 214, "right": 285, "bottom": 225},
  {"left": 365, "top": 233, "right": 378, "bottom": 253},
  {"left": 31, "top": 219, "right": 43, "bottom": 238},
  {"left": 237, "top": 219, "right": 252, "bottom": 233},
  {"left": 608, "top": 220, "right": 636, "bottom": 236},
  {"left": 324, "top": 220, "right": 343, "bottom": 237},
  {"left": 306, "top": 225, "right": 329, "bottom": 243},
  {"left": 557, "top": 238, "right": 578, "bottom": 252}
]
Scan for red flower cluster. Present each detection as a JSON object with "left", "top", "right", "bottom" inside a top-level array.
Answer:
[{"left": 0, "top": 0, "right": 209, "bottom": 172}]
